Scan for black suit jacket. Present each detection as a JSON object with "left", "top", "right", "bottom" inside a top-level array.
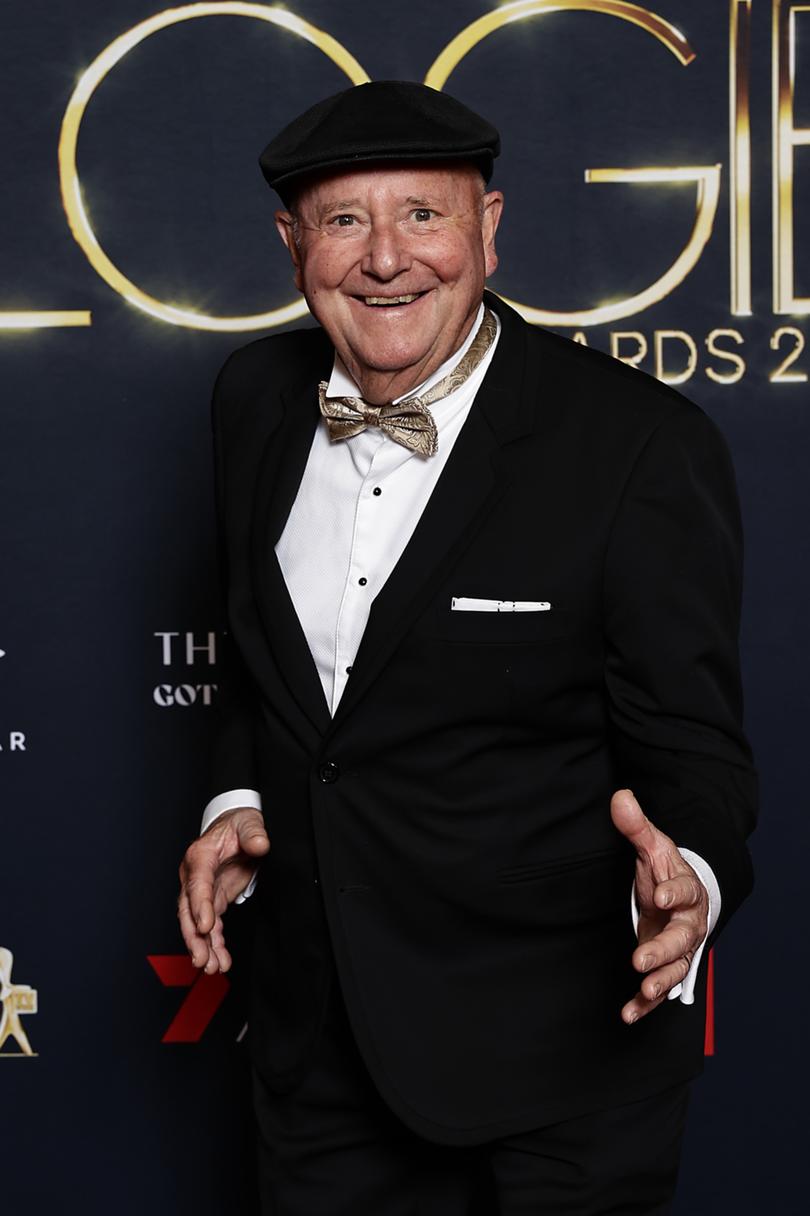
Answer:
[{"left": 209, "top": 291, "right": 757, "bottom": 1145}]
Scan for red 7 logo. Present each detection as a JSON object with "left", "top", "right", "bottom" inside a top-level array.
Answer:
[
  {"left": 147, "top": 955, "right": 230, "bottom": 1043},
  {"left": 704, "top": 948, "right": 715, "bottom": 1057}
]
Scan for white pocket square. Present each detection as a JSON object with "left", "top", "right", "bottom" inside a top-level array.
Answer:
[{"left": 451, "top": 597, "right": 552, "bottom": 613}]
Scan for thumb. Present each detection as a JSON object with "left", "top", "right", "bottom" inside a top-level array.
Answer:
[
  {"left": 610, "top": 788, "right": 658, "bottom": 858},
  {"left": 237, "top": 814, "right": 270, "bottom": 857}
]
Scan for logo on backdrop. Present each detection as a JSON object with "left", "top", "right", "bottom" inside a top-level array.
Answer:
[
  {"left": 0, "top": 948, "right": 38, "bottom": 1057},
  {"left": 0, "top": 732, "right": 27, "bottom": 751},
  {"left": 0, "top": 646, "right": 27, "bottom": 754},
  {"left": 147, "top": 955, "right": 230, "bottom": 1042},
  {"left": 152, "top": 630, "right": 219, "bottom": 708}
]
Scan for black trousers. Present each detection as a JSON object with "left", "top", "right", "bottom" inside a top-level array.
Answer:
[{"left": 253, "top": 967, "right": 691, "bottom": 1215}]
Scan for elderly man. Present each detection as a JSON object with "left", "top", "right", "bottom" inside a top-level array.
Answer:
[{"left": 178, "top": 81, "right": 756, "bottom": 1214}]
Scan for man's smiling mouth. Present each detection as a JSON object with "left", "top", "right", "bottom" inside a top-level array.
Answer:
[{"left": 360, "top": 292, "right": 424, "bottom": 307}]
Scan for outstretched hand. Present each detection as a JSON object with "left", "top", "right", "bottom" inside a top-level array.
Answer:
[
  {"left": 177, "top": 807, "right": 270, "bottom": 975},
  {"left": 611, "top": 789, "right": 709, "bottom": 1024}
]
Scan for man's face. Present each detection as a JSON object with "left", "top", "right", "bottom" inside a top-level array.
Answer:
[{"left": 275, "top": 164, "right": 503, "bottom": 401}]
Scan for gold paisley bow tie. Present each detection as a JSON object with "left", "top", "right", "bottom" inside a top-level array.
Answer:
[{"left": 317, "top": 307, "right": 497, "bottom": 458}]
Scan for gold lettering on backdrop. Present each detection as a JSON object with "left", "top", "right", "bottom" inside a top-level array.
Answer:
[
  {"left": 769, "top": 325, "right": 809, "bottom": 379},
  {"left": 1, "top": 2, "right": 807, "bottom": 338},
  {"left": 426, "top": 1, "right": 719, "bottom": 327},
  {"left": 654, "top": 328, "right": 698, "bottom": 383},
  {"left": 578, "top": 167, "right": 721, "bottom": 326},
  {"left": 57, "top": 3, "right": 369, "bottom": 332},
  {"left": 424, "top": 0, "right": 695, "bottom": 84},
  {"left": 773, "top": 2, "right": 810, "bottom": 314},
  {"left": 610, "top": 331, "right": 648, "bottom": 366},
  {"left": 0, "top": 311, "right": 91, "bottom": 330},
  {"left": 730, "top": 1, "right": 752, "bottom": 315},
  {"left": 705, "top": 328, "right": 747, "bottom": 383},
  {"left": 551, "top": 325, "right": 808, "bottom": 381}
]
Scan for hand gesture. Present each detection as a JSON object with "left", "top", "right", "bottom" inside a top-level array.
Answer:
[
  {"left": 177, "top": 807, "right": 270, "bottom": 975},
  {"left": 611, "top": 789, "right": 709, "bottom": 1023}
]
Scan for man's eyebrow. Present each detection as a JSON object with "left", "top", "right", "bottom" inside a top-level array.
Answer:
[{"left": 316, "top": 198, "right": 363, "bottom": 215}]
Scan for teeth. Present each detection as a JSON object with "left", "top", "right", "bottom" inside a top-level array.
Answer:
[{"left": 364, "top": 294, "right": 420, "bottom": 306}]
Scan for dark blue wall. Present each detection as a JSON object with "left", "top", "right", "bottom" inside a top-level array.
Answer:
[{"left": 1, "top": 2, "right": 801, "bottom": 1211}]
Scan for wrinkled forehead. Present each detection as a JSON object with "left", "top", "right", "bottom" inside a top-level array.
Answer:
[{"left": 285, "top": 160, "right": 486, "bottom": 214}]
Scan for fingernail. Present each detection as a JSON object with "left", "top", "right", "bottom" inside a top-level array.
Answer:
[
  {"left": 660, "top": 891, "right": 673, "bottom": 907},
  {"left": 625, "top": 1009, "right": 638, "bottom": 1024},
  {"left": 640, "top": 955, "right": 653, "bottom": 971},
  {"left": 650, "top": 983, "right": 662, "bottom": 999}
]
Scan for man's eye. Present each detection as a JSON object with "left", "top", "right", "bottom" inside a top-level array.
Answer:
[
  {"left": 412, "top": 208, "right": 435, "bottom": 222},
  {"left": 331, "top": 214, "right": 355, "bottom": 227}
]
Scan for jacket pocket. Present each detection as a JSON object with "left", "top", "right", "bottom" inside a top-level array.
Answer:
[
  {"left": 497, "top": 846, "right": 626, "bottom": 885},
  {"left": 438, "top": 607, "right": 575, "bottom": 645}
]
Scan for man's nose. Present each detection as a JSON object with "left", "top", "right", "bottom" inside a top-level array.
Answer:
[{"left": 361, "top": 220, "right": 411, "bottom": 280}]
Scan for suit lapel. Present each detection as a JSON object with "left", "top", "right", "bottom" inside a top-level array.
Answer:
[
  {"left": 251, "top": 358, "right": 333, "bottom": 737},
  {"left": 328, "top": 293, "right": 535, "bottom": 733}
]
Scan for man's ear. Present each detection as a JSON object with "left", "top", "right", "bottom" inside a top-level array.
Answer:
[
  {"left": 274, "top": 210, "right": 304, "bottom": 292},
  {"left": 481, "top": 191, "right": 504, "bottom": 279}
]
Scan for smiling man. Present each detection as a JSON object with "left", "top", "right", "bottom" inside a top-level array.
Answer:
[
  {"left": 178, "top": 81, "right": 757, "bottom": 1214},
  {"left": 274, "top": 162, "right": 501, "bottom": 408}
]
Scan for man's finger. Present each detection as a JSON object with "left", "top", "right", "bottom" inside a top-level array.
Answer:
[
  {"left": 236, "top": 815, "right": 270, "bottom": 856},
  {"left": 633, "top": 920, "right": 698, "bottom": 974},
  {"left": 610, "top": 789, "right": 661, "bottom": 859},
  {"left": 654, "top": 874, "right": 705, "bottom": 911},
  {"left": 639, "top": 955, "right": 692, "bottom": 1003},
  {"left": 177, "top": 894, "right": 211, "bottom": 970},
  {"left": 184, "top": 873, "right": 217, "bottom": 936},
  {"left": 622, "top": 988, "right": 668, "bottom": 1025},
  {"left": 182, "top": 843, "right": 219, "bottom": 933},
  {"left": 206, "top": 916, "right": 232, "bottom": 975}
]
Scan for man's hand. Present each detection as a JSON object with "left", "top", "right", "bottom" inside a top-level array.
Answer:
[
  {"left": 611, "top": 789, "right": 709, "bottom": 1024},
  {"left": 177, "top": 807, "right": 270, "bottom": 975}
]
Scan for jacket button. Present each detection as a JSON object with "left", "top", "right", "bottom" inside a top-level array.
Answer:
[{"left": 319, "top": 760, "right": 340, "bottom": 784}]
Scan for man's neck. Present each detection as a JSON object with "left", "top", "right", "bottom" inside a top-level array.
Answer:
[{"left": 334, "top": 303, "right": 485, "bottom": 404}]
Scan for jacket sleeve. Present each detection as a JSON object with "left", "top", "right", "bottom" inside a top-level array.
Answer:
[{"left": 603, "top": 402, "right": 757, "bottom": 944}]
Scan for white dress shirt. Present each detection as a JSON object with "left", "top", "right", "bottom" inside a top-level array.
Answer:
[{"left": 202, "top": 304, "right": 720, "bottom": 1003}]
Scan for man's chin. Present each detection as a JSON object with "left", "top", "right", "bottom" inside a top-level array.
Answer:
[
  {"left": 346, "top": 344, "right": 438, "bottom": 383},
  {"left": 337, "top": 326, "right": 439, "bottom": 379}
]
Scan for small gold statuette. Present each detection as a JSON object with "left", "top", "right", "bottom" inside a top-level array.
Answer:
[{"left": 0, "top": 947, "right": 38, "bottom": 1057}]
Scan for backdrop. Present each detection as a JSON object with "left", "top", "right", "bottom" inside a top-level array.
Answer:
[{"left": 1, "top": 1, "right": 803, "bottom": 1211}]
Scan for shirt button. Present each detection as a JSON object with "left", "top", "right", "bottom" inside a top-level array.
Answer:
[
  {"left": 373, "top": 486, "right": 382, "bottom": 496},
  {"left": 345, "top": 665, "right": 353, "bottom": 674},
  {"left": 358, "top": 577, "right": 368, "bottom": 586},
  {"left": 319, "top": 761, "right": 340, "bottom": 784}
]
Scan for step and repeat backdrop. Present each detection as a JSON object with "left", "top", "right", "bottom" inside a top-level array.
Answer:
[{"left": 1, "top": 2, "right": 803, "bottom": 1211}]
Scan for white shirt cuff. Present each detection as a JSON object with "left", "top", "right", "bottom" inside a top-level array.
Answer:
[
  {"left": 200, "top": 789, "right": 263, "bottom": 903},
  {"left": 630, "top": 847, "right": 721, "bottom": 1006}
]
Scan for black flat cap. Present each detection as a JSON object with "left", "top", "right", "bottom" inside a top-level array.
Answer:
[{"left": 259, "top": 80, "right": 500, "bottom": 203}]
